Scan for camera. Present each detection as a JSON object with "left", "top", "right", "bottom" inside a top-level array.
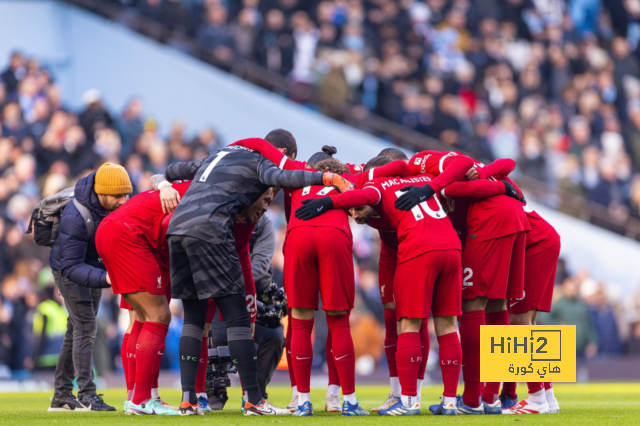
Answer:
[
  {"left": 256, "top": 283, "right": 288, "bottom": 329},
  {"left": 205, "top": 345, "right": 236, "bottom": 409}
]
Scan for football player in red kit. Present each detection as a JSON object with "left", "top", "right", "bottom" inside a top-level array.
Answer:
[
  {"left": 399, "top": 151, "right": 530, "bottom": 415},
  {"left": 96, "top": 181, "right": 192, "bottom": 415},
  {"left": 231, "top": 139, "right": 417, "bottom": 415},
  {"left": 296, "top": 156, "right": 465, "bottom": 417},
  {"left": 349, "top": 148, "right": 438, "bottom": 412},
  {"left": 193, "top": 189, "right": 274, "bottom": 412},
  {"left": 464, "top": 177, "right": 561, "bottom": 415}
]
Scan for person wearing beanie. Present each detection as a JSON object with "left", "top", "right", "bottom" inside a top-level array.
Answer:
[{"left": 48, "top": 162, "right": 132, "bottom": 413}]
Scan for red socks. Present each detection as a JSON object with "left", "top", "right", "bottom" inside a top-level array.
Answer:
[
  {"left": 122, "top": 333, "right": 131, "bottom": 395},
  {"left": 502, "top": 382, "right": 517, "bottom": 399},
  {"left": 291, "top": 318, "right": 314, "bottom": 393},
  {"left": 396, "top": 332, "right": 421, "bottom": 396},
  {"left": 127, "top": 320, "right": 144, "bottom": 397},
  {"left": 418, "top": 320, "right": 429, "bottom": 380},
  {"left": 195, "top": 336, "right": 208, "bottom": 394},
  {"left": 527, "top": 382, "right": 544, "bottom": 394},
  {"left": 285, "top": 314, "right": 296, "bottom": 387},
  {"left": 383, "top": 309, "right": 398, "bottom": 377},
  {"left": 544, "top": 382, "right": 553, "bottom": 390},
  {"left": 132, "top": 322, "right": 169, "bottom": 405},
  {"left": 438, "top": 332, "right": 462, "bottom": 398},
  {"left": 482, "top": 310, "right": 509, "bottom": 403},
  {"left": 326, "top": 314, "right": 355, "bottom": 395},
  {"left": 459, "top": 310, "right": 484, "bottom": 407},
  {"left": 326, "top": 330, "right": 340, "bottom": 386}
]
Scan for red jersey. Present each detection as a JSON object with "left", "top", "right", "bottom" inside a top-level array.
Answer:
[
  {"left": 410, "top": 150, "right": 529, "bottom": 242},
  {"left": 289, "top": 184, "right": 351, "bottom": 236},
  {"left": 108, "top": 181, "right": 191, "bottom": 270},
  {"left": 332, "top": 175, "right": 460, "bottom": 264},
  {"left": 499, "top": 177, "right": 560, "bottom": 255}
]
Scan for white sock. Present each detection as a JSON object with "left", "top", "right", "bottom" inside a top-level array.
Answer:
[
  {"left": 545, "top": 387, "right": 557, "bottom": 404},
  {"left": 126, "top": 390, "right": 134, "bottom": 401},
  {"left": 243, "top": 391, "right": 249, "bottom": 402},
  {"left": 344, "top": 392, "right": 357, "bottom": 405},
  {"left": 390, "top": 377, "right": 401, "bottom": 397},
  {"left": 443, "top": 396, "right": 456, "bottom": 406},
  {"left": 528, "top": 389, "right": 546, "bottom": 405},
  {"left": 299, "top": 392, "right": 311, "bottom": 404},
  {"left": 416, "top": 379, "right": 424, "bottom": 402},
  {"left": 326, "top": 385, "right": 340, "bottom": 397},
  {"left": 291, "top": 385, "right": 299, "bottom": 398},
  {"left": 401, "top": 394, "right": 417, "bottom": 407},
  {"left": 196, "top": 392, "right": 207, "bottom": 399},
  {"left": 151, "top": 388, "right": 160, "bottom": 399}
]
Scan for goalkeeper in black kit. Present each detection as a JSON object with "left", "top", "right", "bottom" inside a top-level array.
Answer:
[{"left": 154, "top": 133, "right": 353, "bottom": 416}]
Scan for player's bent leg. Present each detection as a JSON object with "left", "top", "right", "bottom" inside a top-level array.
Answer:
[
  {"left": 501, "top": 310, "right": 549, "bottom": 415},
  {"left": 290, "top": 308, "right": 315, "bottom": 416},
  {"left": 428, "top": 316, "right": 460, "bottom": 416},
  {"left": 216, "top": 294, "right": 289, "bottom": 416},
  {"left": 177, "top": 298, "right": 208, "bottom": 416},
  {"left": 324, "top": 330, "right": 341, "bottom": 412},
  {"left": 458, "top": 297, "right": 487, "bottom": 414},
  {"left": 417, "top": 320, "right": 429, "bottom": 402},
  {"left": 373, "top": 302, "right": 401, "bottom": 413},
  {"left": 482, "top": 308, "right": 510, "bottom": 413},
  {"left": 196, "top": 322, "right": 212, "bottom": 412},
  {"left": 122, "top": 309, "right": 136, "bottom": 412},
  {"left": 382, "top": 318, "right": 422, "bottom": 416},
  {"left": 285, "top": 313, "right": 298, "bottom": 412},
  {"left": 325, "top": 310, "right": 368, "bottom": 416},
  {"left": 123, "top": 292, "right": 175, "bottom": 414}
]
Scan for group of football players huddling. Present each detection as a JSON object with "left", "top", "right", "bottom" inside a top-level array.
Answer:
[{"left": 96, "top": 128, "right": 561, "bottom": 417}]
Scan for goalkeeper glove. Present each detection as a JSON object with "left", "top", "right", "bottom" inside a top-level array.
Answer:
[
  {"left": 394, "top": 185, "right": 435, "bottom": 211},
  {"left": 295, "top": 198, "right": 334, "bottom": 220},
  {"left": 323, "top": 172, "right": 355, "bottom": 193},
  {"left": 502, "top": 181, "right": 521, "bottom": 201}
]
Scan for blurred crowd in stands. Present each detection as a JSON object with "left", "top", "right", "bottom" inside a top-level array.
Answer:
[
  {"left": 3, "top": 0, "right": 640, "bottom": 380},
  {"left": 106, "top": 0, "right": 640, "bottom": 225}
]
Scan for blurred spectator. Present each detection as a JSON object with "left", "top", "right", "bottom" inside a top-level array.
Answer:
[
  {"left": 584, "top": 281, "right": 623, "bottom": 357},
  {"left": 540, "top": 276, "right": 598, "bottom": 361}
]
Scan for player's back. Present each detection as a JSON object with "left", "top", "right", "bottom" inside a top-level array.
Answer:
[
  {"left": 410, "top": 149, "right": 529, "bottom": 242},
  {"left": 288, "top": 184, "right": 351, "bottom": 237},
  {"left": 167, "top": 146, "right": 272, "bottom": 244},
  {"left": 106, "top": 181, "right": 191, "bottom": 251},
  {"left": 366, "top": 175, "right": 460, "bottom": 264}
]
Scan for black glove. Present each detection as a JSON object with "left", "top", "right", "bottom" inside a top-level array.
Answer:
[
  {"left": 394, "top": 185, "right": 435, "bottom": 211},
  {"left": 502, "top": 181, "right": 521, "bottom": 201},
  {"left": 295, "top": 197, "right": 334, "bottom": 220}
]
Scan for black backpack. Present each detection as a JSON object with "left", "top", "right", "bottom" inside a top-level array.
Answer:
[{"left": 26, "top": 187, "right": 95, "bottom": 247}]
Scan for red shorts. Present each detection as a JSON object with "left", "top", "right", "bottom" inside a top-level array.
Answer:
[
  {"left": 284, "top": 226, "right": 355, "bottom": 311},
  {"left": 461, "top": 232, "right": 526, "bottom": 300},
  {"left": 393, "top": 250, "right": 462, "bottom": 320},
  {"left": 509, "top": 241, "right": 561, "bottom": 314},
  {"left": 205, "top": 265, "right": 257, "bottom": 323},
  {"left": 378, "top": 247, "right": 397, "bottom": 305},
  {"left": 96, "top": 219, "right": 171, "bottom": 310}
]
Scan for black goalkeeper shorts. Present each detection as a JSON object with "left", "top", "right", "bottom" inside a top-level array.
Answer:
[{"left": 169, "top": 235, "right": 245, "bottom": 300}]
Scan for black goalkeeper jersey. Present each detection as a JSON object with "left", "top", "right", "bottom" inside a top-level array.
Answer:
[{"left": 166, "top": 145, "right": 323, "bottom": 244}]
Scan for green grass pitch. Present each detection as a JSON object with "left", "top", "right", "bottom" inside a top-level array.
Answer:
[{"left": 1, "top": 383, "right": 638, "bottom": 425}]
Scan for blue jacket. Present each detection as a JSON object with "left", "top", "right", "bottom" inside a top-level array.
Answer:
[{"left": 49, "top": 172, "right": 109, "bottom": 288}]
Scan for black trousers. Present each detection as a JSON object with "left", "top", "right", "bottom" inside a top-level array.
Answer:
[
  {"left": 210, "top": 311, "right": 285, "bottom": 396},
  {"left": 52, "top": 270, "right": 101, "bottom": 398}
]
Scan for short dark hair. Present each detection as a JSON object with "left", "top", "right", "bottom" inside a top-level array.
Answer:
[
  {"left": 264, "top": 129, "right": 298, "bottom": 159},
  {"left": 364, "top": 156, "right": 392, "bottom": 172},
  {"left": 378, "top": 147, "right": 408, "bottom": 160}
]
